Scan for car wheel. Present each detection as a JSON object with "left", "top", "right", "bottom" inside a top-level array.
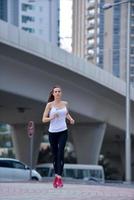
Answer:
[{"left": 31, "top": 177, "right": 38, "bottom": 181}]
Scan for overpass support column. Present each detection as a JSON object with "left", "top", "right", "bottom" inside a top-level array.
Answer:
[
  {"left": 71, "top": 123, "right": 106, "bottom": 164},
  {"left": 131, "top": 136, "right": 134, "bottom": 180},
  {"left": 12, "top": 124, "right": 44, "bottom": 166}
]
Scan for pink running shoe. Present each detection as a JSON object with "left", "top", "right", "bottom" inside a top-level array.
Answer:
[
  {"left": 57, "top": 177, "right": 63, "bottom": 188},
  {"left": 53, "top": 176, "right": 58, "bottom": 188}
]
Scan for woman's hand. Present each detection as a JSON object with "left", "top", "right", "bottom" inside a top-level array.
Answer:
[
  {"left": 69, "top": 118, "right": 75, "bottom": 124},
  {"left": 66, "top": 113, "right": 75, "bottom": 124},
  {"left": 51, "top": 113, "right": 59, "bottom": 120}
]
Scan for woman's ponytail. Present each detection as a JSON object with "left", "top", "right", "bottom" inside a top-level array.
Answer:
[{"left": 47, "top": 90, "right": 54, "bottom": 102}]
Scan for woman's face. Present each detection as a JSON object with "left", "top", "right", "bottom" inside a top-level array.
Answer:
[{"left": 53, "top": 87, "right": 62, "bottom": 99}]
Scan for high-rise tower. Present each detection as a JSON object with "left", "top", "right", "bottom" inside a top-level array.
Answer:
[
  {"left": 72, "top": 0, "right": 134, "bottom": 83},
  {"left": 0, "top": 0, "right": 59, "bottom": 45}
]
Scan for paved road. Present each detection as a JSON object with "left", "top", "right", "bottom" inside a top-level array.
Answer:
[{"left": 0, "top": 182, "right": 134, "bottom": 200}]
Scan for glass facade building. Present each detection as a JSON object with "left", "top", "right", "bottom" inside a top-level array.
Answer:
[
  {"left": 0, "top": 0, "right": 59, "bottom": 45},
  {"left": 130, "top": 2, "right": 134, "bottom": 84},
  {"left": 98, "top": 0, "right": 104, "bottom": 68},
  {"left": 112, "top": 0, "right": 121, "bottom": 77},
  {"left": 72, "top": 0, "right": 134, "bottom": 84},
  {"left": 0, "top": 0, "right": 8, "bottom": 21},
  {"left": 0, "top": 0, "right": 19, "bottom": 26}
]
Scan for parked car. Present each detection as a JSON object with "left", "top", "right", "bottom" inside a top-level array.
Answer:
[
  {"left": 36, "top": 163, "right": 105, "bottom": 183},
  {"left": 0, "top": 158, "right": 42, "bottom": 181}
]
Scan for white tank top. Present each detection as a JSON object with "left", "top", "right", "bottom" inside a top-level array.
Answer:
[{"left": 48, "top": 106, "right": 68, "bottom": 133}]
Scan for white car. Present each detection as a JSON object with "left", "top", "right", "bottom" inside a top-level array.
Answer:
[
  {"left": 36, "top": 163, "right": 105, "bottom": 183},
  {"left": 0, "top": 158, "right": 42, "bottom": 181}
]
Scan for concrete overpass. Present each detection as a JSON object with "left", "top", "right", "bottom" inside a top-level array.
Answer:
[{"left": 0, "top": 20, "right": 134, "bottom": 180}]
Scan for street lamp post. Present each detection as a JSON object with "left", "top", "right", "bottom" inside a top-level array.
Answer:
[
  {"left": 126, "top": 0, "right": 131, "bottom": 183},
  {"left": 103, "top": 0, "right": 131, "bottom": 182}
]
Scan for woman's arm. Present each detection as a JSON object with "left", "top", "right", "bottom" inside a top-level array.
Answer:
[
  {"left": 42, "top": 103, "right": 53, "bottom": 123},
  {"left": 66, "top": 113, "right": 75, "bottom": 124},
  {"left": 65, "top": 101, "right": 75, "bottom": 124}
]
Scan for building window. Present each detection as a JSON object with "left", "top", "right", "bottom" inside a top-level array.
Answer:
[
  {"left": 87, "top": 8, "right": 95, "bottom": 15},
  {"left": 0, "top": 0, "right": 8, "bottom": 21},
  {"left": 22, "top": 27, "right": 35, "bottom": 33},
  {"left": 130, "top": 67, "right": 134, "bottom": 75},
  {"left": 130, "top": 48, "right": 134, "bottom": 54},
  {"left": 22, "top": 3, "right": 34, "bottom": 11},
  {"left": 88, "top": 49, "right": 94, "bottom": 55},
  {"left": 130, "top": 57, "right": 134, "bottom": 64},
  {"left": 89, "top": 18, "right": 95, "bottom": 25},
  {"left": 131, "top": 28, "right": 134, "bottom": 34},
  {"left": 22, "top": 15, "right": 35, "bottom": 23},
  {"left": 131, "top": 39, "right": 134, "bottom": 45},
  {"left": 88, "top": 38, "right": 94, "bottom": 45}
]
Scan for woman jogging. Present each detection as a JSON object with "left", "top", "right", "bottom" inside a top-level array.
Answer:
[{"left": 42, "top": 85, "right": 75, "bottom": 188}]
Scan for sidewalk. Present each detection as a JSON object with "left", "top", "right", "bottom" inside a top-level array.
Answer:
[{"left": 0, "top": 182, "right": 134, "bottom": 200}]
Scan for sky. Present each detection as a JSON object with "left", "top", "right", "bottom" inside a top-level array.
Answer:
[{"left": 60, "top": 0, "right": 72, "bottom": 52}]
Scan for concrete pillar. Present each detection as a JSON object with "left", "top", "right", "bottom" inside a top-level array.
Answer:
[
  {"left": 12, "top": 124, "right": 45, "bottom": 167},
  {"left": 71, "top": 123, "right": 106, "bottom": 164},
  {"left": 102, "top": 140, "right": 125, "bottom": 180},
  {"left": 131, "top": 136, "right": 134, "bottom": 180}
]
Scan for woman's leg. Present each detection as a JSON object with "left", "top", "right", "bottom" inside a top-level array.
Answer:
[
  {"left": 57, "top": 130, "right": 68, "bottom": 176},
  {"left": 49, "top": 132, "right": 59, "bottom": 175}
]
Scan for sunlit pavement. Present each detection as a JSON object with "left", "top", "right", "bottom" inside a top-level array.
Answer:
[{"left": 0, "top": 181, "right": 134, "bottom": 200}]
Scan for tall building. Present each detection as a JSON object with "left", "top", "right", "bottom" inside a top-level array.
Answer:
[
  {"left": 0, "top": 0, "right": 19, "bottom": 26},
  {"left": 72, "top": 0, "right": 86, "bottom": 57},
  {"left": 0, "top": 0, "right": 8, "bottom": 21},
  {"left": 0, "top": 0, "right": 59, "bottom": 45},
  {"left": 72, "top": 0, "right": 134, "bottom": 83}
]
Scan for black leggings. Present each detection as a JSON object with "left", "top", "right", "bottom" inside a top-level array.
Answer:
[{"left": 49, "top": 130, "right": 68, "bottom": 176}]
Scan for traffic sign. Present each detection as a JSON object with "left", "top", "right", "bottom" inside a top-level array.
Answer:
[{"left": 27, "top": 121, "right": 34, "bottom": 138}]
